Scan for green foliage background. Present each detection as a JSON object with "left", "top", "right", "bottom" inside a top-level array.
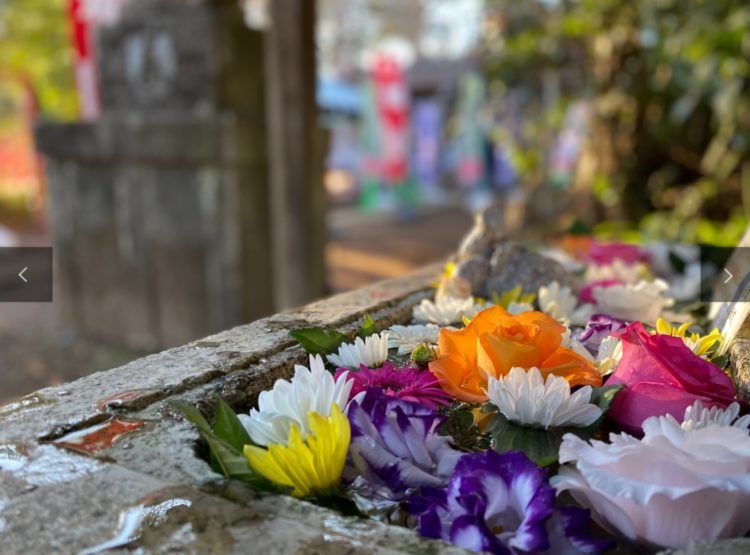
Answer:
[
  {"left": 483, "top": 0, "right": 750, "bottom": 245},
  {"left": 0, "top": 0, "right": 77, "bottom": 122}
]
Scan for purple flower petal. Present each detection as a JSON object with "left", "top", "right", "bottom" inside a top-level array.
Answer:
[
  {"left": 410, "top": 450, "right": 555, "bottom": 554},
  {"left": 345, "top": 389, "right": 461, "bottom": 502}
]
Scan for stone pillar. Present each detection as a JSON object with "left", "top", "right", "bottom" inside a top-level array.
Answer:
[
  {"left": 35, "top": 0, "right": 274, "bottom": 350},
  {"left": 264, "top": 0, "right": 327, "bottom": 310}
]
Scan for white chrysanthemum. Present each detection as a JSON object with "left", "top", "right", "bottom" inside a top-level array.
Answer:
[
  {"left": 584, "top": 259, "right": 646, "bottom": 285},
  {"left": 484, "top": 367, "right": 603, "bottom": 429},
  {"left": 592, "top": 279, "right": 673, "bottom": 322},
  {"left": 238, "top": 354, "right": 353, "bottom": 446},
  {"left": 538, "top": 281, "right": 593, "bottom": 326},
  {"left": 554, "top": 403, "right": 750, "bottom": 550},
  {"left": 412, "top": 296, "right": 481, "bottom": 325},
  {"left": 326, "top": 332, "right": 389, "bottom": 369},
  {"left": 681, "top": 401, "right": 750, "bottom": 431},
  {"left": 594, "top": 336, "right": 623, "bottom": 376},
  {"left": 387, "top": 324, "right": 441, "bottom": 355},
  {"left": 561, "top": 329, "right": 621, "bottom": 376}
]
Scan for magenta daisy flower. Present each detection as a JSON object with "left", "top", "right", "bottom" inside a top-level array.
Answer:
[{"left": 334, "top": 362, "right": 451, "bottom": 409}]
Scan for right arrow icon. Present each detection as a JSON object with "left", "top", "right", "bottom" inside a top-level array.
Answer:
[{"left": 724, "top": 268, "right": 734, "bottom": 284}]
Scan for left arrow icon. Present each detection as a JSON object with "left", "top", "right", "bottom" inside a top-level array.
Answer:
[{"left": 18, "top": 267, "right": 28, "bottom": 283}]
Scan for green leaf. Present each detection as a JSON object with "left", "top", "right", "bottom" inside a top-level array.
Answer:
[
  {"left": 359, "top": 313, "right": 377, "bottom": 338},
  {"left": 289, "top": 327, "right": 348, "bottom": 355},
  {"left": 171, "top": 401, "right": 290, "bottom": 494},
  {"left": 213, "top": 398, "right": 254, "bottom": 451},
  {"left": 485, "top": 414, "right": 561, "bottom": 467},
  {"left": 589, "top": 384, "right": 625, "bottom": 413},
  {"left": 485, "top": 387, "right": 625, "bottom": 467}
]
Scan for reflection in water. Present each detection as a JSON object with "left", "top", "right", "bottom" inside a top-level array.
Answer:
[
  {"left": 53, "top": 417, "right": 146, "bottom": 456},
  {"left": 0, "top": 394, "right": 56, "bottom": 418},
  {"left": 80, "top": 498, "right": 193, "bottom": 554},
  {"left": 0, "top": 443, "right": 100, "bottom": 487}
]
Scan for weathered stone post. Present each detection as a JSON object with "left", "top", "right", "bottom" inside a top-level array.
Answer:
[
  {"left": 35, "top": 0, "right": 274, "bottom": 350},
  {"left": 264, "top": 0, "right": 327, "bottom": 309}
]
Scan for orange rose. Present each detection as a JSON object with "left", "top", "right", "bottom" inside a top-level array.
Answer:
[{"left": 429, "top": 305, "right": 601, "bottom": 403}]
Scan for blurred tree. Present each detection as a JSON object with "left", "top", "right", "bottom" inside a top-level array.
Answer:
[
  {"left": 0, "top": 0, "right": 77, "bottom": 122},
  {"left": 483, "top": 0, "right": 750, "bottom": 245}
]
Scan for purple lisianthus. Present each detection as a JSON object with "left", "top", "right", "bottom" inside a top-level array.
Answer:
[
  {"left": 410, "top": 450, "right": 610, "bottom": 555},
  {"left": 345, "top": 389, "right": 462, "bottom": 504},
  {"left": 410, "top": 450, "right": 554, "bottom": 554},
  {"left": 547, "top": 507, "right": 615, "bottom": 554},
  {"left": 577, "top": 314, "right": 627, "bottom": 354},
  {"left": 334, "top": 362, "right": 452, "bottom": 409}
]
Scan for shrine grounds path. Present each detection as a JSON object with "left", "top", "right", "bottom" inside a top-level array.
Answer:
[{"left": 0, "top": 204, "right": 472, "bottom": 403}]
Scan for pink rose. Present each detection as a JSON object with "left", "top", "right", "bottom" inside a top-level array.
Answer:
[
  {"left": 587, "top": 241, "right": 648, "bottom": 266},
  {"left": 579, "top": 279, "right": 622, "bottom": 304},
  {"left": 606, "top": 322, "right": 736, "bottom": 434}
]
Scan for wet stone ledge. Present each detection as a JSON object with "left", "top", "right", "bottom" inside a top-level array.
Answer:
[{"left": 2, "top": 264, "right": 750, "bottom": 554}]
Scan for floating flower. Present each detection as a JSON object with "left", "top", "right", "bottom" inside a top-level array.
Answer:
[
  {"left": 244, "top": 404, "right": 350, "bottom": 498},
  {"left": 413, "top": 296, "right": 482, "bottom": 325},
  {"left": 239, "top": 354, "right": 354, "bottom": 446},
  {"left": 592, "top": 279, "right": 673, "bottom": 322},
  {"left": 538, "top": 281, "right": 594, "bottom": 326},
  {"left": 484, "top": 367, "right": 603, "bottom": 429},
  {"left": 579, "top": 280, "right": 622, "bottom": 305},
  {"left": 327, "top": 332, "right": 389, "bottom": 369},
  {"left": 410, "top": 450, "right": 555, "bottom": 554},
  {"left": 591, "top": 336, "right": 622, "bottom": 376},
  {"left": 553, "top": 402, "right": 750, "bottom": 550},
  {"left": 563, "top": 329, "right": 623, "bottom": 377},
  {"left": 345, "top": 389, "right": 462, "bottom": 502},
  {"left": 584, "top": 260, "right": 646, "bottom": 286},
  {"left": 429, "top": 306, "right": 601, "bottom": 403},
  {"left": 387, "top": 324, "right": 441, "bottom": 355},
  {"left": 681, "top": 400, "right": 750, "bottom": 431},
  {"left": 606, "top": 322, "right": 736, "bottom": 434},
  {"left": 586, "top": 241, "right": 649, "bottom": 267},
  {"left": 655, "top": 318, "right": 723, "bottom": 359},
  {"left": 577, "top": 314, "right": 627, "bottom": 354},
  {"left": 334, "top": 362, "right": 451, "bottom": 409}
]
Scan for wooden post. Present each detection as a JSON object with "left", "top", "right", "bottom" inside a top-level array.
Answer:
[{"left": 264, "top": 0, "right": 326, "bottom": 310}]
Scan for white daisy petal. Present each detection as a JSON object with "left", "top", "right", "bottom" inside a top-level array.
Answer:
[
  {"left": 483, "top": 367, "right": 602, "bottom": 429},
  {"left": 387, "top": 324, "right": 441, "bottom": 355},
  {"left": 538, "top": 281, "right": 594, "bottom": 326},
  {"left": 240, "top": 354, "right": 353, "bottom": 446},
  {"left": 326, "top": 332, "right": 389, "bottom": 369},
  {"left": 412, "top": 296, "right": 484, "bottom": 325}
]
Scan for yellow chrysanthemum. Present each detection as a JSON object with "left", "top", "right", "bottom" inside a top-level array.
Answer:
[
  {"left": 243, "top": 404, "right": 350, "bottom": 498},
  {"left": 655, "top": 318, "right": 724, "bottom": 358}
]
